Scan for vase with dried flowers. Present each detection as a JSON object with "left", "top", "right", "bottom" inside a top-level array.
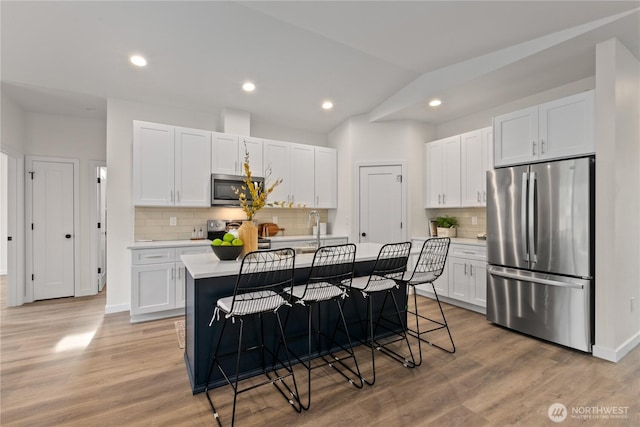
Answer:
[{"left": 233, "top": 150, "right": 283, "bottom": 255}]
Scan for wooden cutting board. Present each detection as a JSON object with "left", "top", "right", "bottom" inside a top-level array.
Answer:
[{"left": 258, "top": 223, "right": 284, "bottom": 237}]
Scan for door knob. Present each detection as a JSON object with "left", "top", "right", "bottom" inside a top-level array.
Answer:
[
  {"left": 65, "top": 234, "right": 72, "bottom": 239},
  {"left": 361, "top": 232, "right": 367, "bottom": 237}
]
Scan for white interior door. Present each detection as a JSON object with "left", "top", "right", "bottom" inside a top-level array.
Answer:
[
  {"left": 358, "top": 165, "right": 403, "bottom": 244},
  {"left": 98, "top": 167, "right": 107, "bottom": 291},
  {"left": 32, "top": 160, "right": 75, "bottom": 300}
]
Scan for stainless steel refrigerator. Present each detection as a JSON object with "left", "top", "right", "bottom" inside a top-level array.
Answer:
[{"left": 486, "top": 156, "right": 595, "bottom": 352}]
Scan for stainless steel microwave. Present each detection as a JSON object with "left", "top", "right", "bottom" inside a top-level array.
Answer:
[{"left": 211, "top": 174, "right": 264, "bottom": 206}]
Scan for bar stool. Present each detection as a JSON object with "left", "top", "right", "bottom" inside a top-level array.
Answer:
[
  {"left": 403, "top": 237, "right": 454, "bottom": 364},
  {"left": 348, "top": 242, "right": 413, "bottom": 386},
  {"left": 204, "top": 248, "right": 301, "bottom": 426},
  {"left": 282, "top": 243, "right": 363, "bottom": 410}
]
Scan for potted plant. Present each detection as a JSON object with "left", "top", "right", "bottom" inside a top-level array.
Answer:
[{"left": 434, "top": 215, "right": 458, "bottom": 237}]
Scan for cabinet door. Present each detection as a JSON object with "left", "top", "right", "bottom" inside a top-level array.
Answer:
[
  {"left": 469, "top": 260, "right": 487, "bottom": 307},
  {"left": 539, "top": 91, "right": 594, "bottom": 160},
  {"left": 425, "top": 142, "right": 443, "bottom": 208},
  {"left": 481, "top": 127, "right": 494, "bottom": 204},
  {"left": 290, "top": 143, "right": 315, "bottom": 207},
  {"left": 494, "top": 106, "right": 538, "bottom": 167},
  {"left": 131, "top": 263, "right": 175, "bottom": 315},
  {"left": 175, "top": 262, "right": 186, "bottom": 309},
  {"left": 448, "top": 257, "right": 469, "bottom": 302},
  {"left": 211, "top": 132, "right": 239, "bottom": 175},
  {"left": 175, "top": 127, "right": 211, "bottom": 207},
  {"left": 133, "top": 121, "right": 175, "bottom": 206},
  {"left": 461, "top": 130, "right": 483, "bottom": 207},
  {"left": 263, "top": 140, "right": 291, "bottom": 203},
  {"left": 314, "top": 147, "right": 337, "bottom": 208},
  {"left": 239, "top": 136, "right": 263, "bottom": 177},
  {"left": 442, "top": 136, "right": 461, "bottom": 207}
]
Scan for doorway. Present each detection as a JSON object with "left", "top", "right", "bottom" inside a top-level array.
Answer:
[
  {"left": 90, "top": 163, "right": 107, "bottom": 292},
  {"left": 26, "top": 156, "right": 80, "bottom": 301},
  {"left": 357, "top": 163, "right": 407, "bottom": 244}
]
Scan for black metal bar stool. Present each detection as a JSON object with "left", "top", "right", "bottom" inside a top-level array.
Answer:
[
  {"left": 402, "top": 237, "right": 454, "bottom": 364},
  {"left": 347, "top": 242, "right": 413, "bottom": 386},
  {"left": 204, "top": 248, "right": 301, "bottom": 426},
  {"left": 282, "top": 243, "right": 363, "bottom": 410}
]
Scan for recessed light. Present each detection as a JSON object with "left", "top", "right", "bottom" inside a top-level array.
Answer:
[
  {"left": 130, "top": 55, "right": 147, "bottom": 67},
  {"left": 242, "top": 82, "right": 256, "bottom": 92},
  {"left": 428, "top": 99, "right": 442, "bottom": 107},
  {"left": 322, "top": 101, "right": 333, "bottom": 110}
]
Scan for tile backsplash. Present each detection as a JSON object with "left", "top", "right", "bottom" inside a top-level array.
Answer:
[
  {"left": 424, "top": 207, "right": 487, "bottom": 239},
  {"left": 134, "top": 207, "right": 329, "bottom": 241}
]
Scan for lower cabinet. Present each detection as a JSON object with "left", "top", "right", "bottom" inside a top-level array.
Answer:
[
  {"left": 411, "top": 239, "right": 486, "bottom": 311},
  {"left": 130, "top": 244, "right": 211, "bottom": 322}
]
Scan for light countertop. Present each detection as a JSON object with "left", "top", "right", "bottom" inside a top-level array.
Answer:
[
  {"left": 411, "top": 236, "right": 486, "bottom": 246},
  {"left": 267, "top": 234, "right": 348, "bottom": 242},
  {"left": 128, "top": 239, "right": 212, "bottom": 250},
  {"left": 181, "top": 242, "right": 420, "bottom": 279}
]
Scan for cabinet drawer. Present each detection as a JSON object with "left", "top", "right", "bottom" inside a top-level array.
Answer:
[
  {"left": 176, "top": 246, "right": 211, "bottom": 257},
  {"left": 132, "top": 248, "right": 176, "bottom": 265},
  {"left": 449, "top": 244, "right": 486, "bottom": 261}
]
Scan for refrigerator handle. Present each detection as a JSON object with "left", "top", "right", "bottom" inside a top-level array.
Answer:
[
  {"left": 521, "top": 172, "right": 529, "bottom": 262},
  {"left": 529, "top": 171, "right": 538, "bottom": 263}
]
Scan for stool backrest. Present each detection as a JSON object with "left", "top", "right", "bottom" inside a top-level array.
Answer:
[
  {"left": 371, "top": 241, "right": 412, "bottom": 280},
  {"left": 229, "top": 248, "right": 296, "bottom": 312},
  {"left": 300, "top": 244, "right": 357, "bottom": 300},
  {"left": 407, "top": 238, "right": 450, "bottom": 282}
]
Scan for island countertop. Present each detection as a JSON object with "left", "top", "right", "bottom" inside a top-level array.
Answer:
[{"left": 181, "top": 242, "right": 398, "bottom": 279}]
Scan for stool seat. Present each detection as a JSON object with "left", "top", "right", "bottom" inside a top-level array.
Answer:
[
  {"left": 216, "top": 291, "right": 286, "bottom": 317},
  {"left": 351, "top": 275, "right": 398, "bottom": 293},
  {"left": 289, "top": 282, "right": 345, "bottom": 303}
]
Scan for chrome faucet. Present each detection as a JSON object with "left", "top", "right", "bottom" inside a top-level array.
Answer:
[{"left": 308, "top": 210, "right": 321, "bottom": 249}]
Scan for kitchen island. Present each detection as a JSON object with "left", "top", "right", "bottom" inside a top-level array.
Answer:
[{"left": 181, "top": 243, "right": 410, "bottom": 394}]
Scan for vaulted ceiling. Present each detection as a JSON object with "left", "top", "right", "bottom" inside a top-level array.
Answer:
[{"left": 2, "top": 1, "right": 638, "bottom": 133}]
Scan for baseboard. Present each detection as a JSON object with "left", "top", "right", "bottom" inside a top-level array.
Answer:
[
  {"left": 104, "top": 303, "right": 130, "bottom": 314},
  {"left": 593, "top": 331, "right": 640, "bottom": 362}
]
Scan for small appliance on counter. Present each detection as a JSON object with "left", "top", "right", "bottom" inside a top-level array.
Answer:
[{"left": 207, "top": 219, "right": 271, "bottom": 250}]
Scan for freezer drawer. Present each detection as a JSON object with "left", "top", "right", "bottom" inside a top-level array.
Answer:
[{"left": 486, "top": 266, "right": 592, "bottom": 352}]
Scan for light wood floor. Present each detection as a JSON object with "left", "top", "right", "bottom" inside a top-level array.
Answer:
[{"left": 1, "top": 276, "right": 638, "bottom": 426}]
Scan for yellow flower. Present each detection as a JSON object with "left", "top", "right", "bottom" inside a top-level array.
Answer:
[{"left": 233, "top": 149, "right": 282, "bottom": 221}]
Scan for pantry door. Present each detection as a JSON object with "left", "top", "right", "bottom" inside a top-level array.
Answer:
[
  {"left": 30, "top": 158, "right": 77, "bottom": 300},
  {"left": 358, "top": 164, "right": 405, "bottom": 244}
]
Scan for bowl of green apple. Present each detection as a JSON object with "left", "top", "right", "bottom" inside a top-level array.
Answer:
[{"left": 211, "top": 232, "right": 244, "bottom": 261}]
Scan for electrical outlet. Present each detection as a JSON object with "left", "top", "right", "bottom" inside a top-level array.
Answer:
[
  {"left": 631, "top": 297, "right": 635, "bottom": 312},
  {"left": 169, "top": 217, "right": 177, "bottom": 226},
  {"left": 272, "top": 216, "right": 278, "bottom": 224},
  {"left": 472, "top": 216, "right": 478, "bottom": 225}
]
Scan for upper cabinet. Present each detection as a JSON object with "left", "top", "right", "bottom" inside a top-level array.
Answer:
[
  {"left": 211, "top": 133, "right": 263, "bottom": 176},
  {"left": 263, "top": 140, "right": 316, "bottom": 207},
  {"left": 133, "top": 121, "right": 211, "bottom": 207},
  {"left": 461, "top": 127, "right": 493, "bottom": 207},
  {"left": 314, "top": 146, "right": 338, "bottom": 208},
  {"left": 425, "top": 136, "right": 461, "bottom": 208},
  {"left": 494, "top": 90, "right": 594, "bottom": 167}
]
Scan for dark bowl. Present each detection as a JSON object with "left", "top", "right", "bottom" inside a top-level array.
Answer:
[{"left": 211, "top": 245, "right": 243, "bottom": 261}]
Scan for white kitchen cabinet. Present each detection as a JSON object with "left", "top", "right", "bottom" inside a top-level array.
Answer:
[
  {"left": 314, "top": 146, "right": 337, "bottom": 208},
  {"left": 130, "top": 244, "right": 211, "bottom": 322},
  {"left": 447, "top": 244, "right": 487, "bottom": 308},
  {"left": 269, "top": 236, "right": 348, "bottom": 250},
  {"left": 175, "top": 127, "right": 212, "bottom": 206},
  {"left": 211, "top": 133, "right": 264, "bottom": 177},
  {"left": 425, "top": 136, "right": 461, "bottom": 208},
  {"left": 461, "top": 127, "right": 494, "bottom": 207},
  {"left": 494, "top": 90, "right": 594, "bottom": 167},
  {"left": 263, "top": 140, "right": 316, "bottom": 207},
  {"left": 133, "top": 121, "right": 211, "bottom": 207}
]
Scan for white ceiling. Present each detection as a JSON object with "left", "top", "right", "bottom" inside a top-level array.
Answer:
[{"left": 1, "top": 1, "right": 638, "bottom": 133}]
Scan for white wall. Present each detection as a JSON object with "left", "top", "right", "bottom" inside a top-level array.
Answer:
[
  {"left": 436, "top": 77, "right": 595, "bottom": 139},
  {"left": 24, "top": 112, "right": 106, "bottom": 296},
  {"left": 593, "top": 38, "right": 640, "bottom": 362},
  {"left": 0, "top": 154, "right": 7, "bottom": 274},
  {"left": 105, "top": 98, "right": 332, "bottom": 313},
  {"left": 1, "top": 91, "right": 27, "bottom": 155},
  {"left": 328, "top": 115, "right": 435, "bottom": 243}
]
